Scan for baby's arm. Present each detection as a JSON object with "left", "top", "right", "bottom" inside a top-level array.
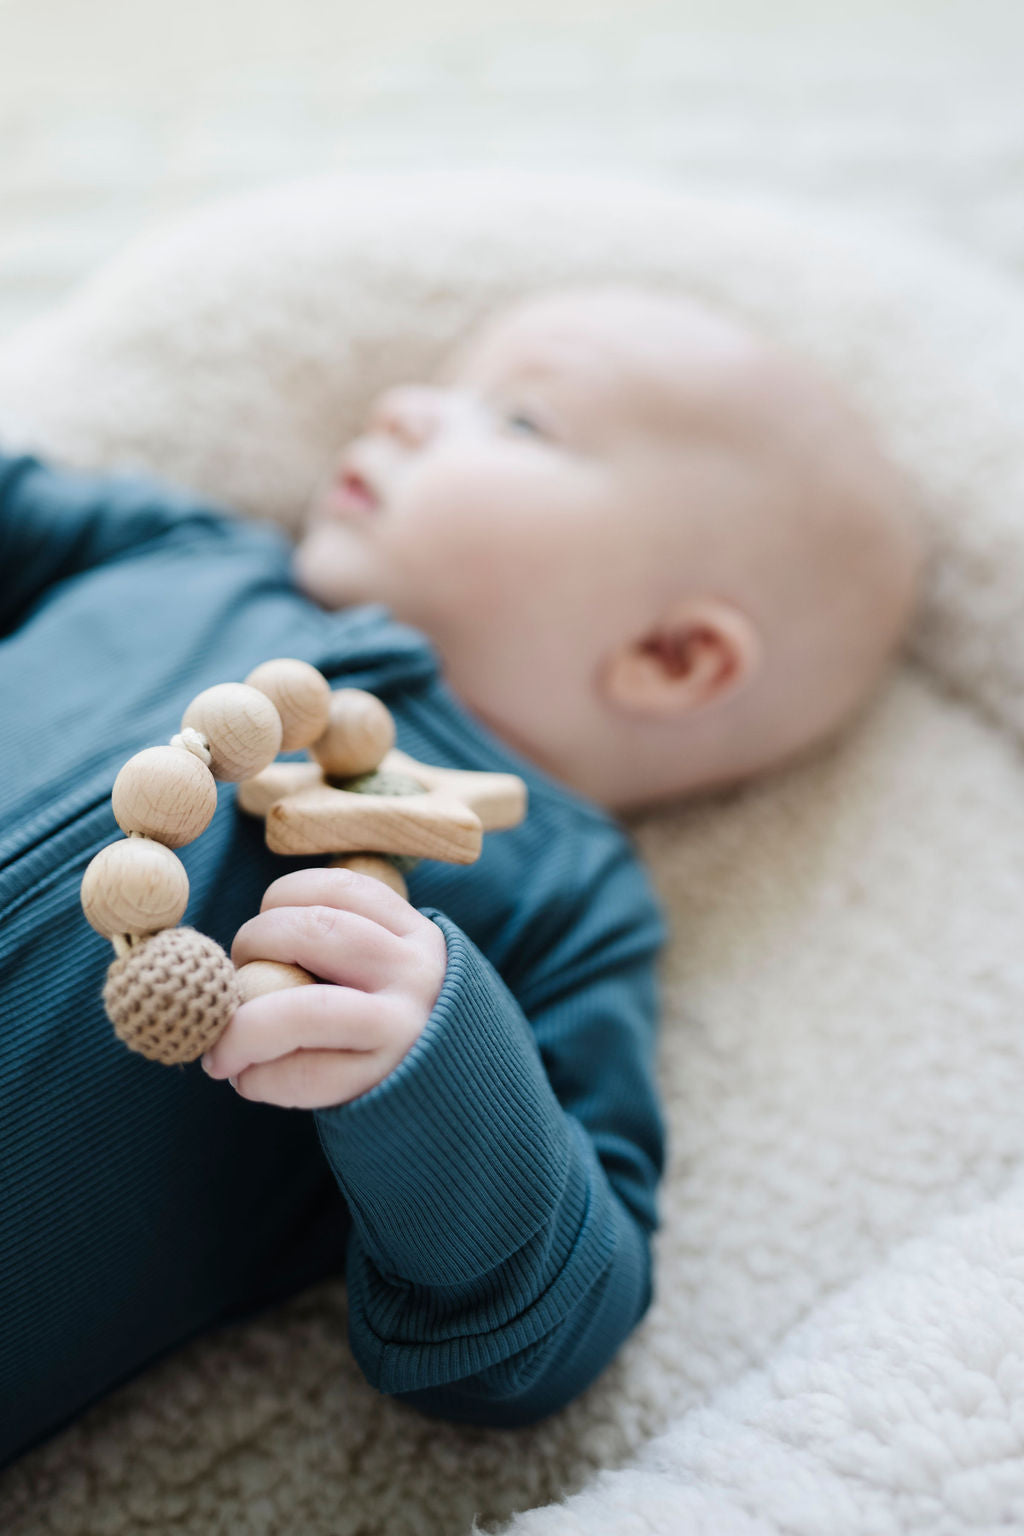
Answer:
[
  {"left": 0, "top": 451, "right": 242, "bottom": 635},
  {"left": 208, "top": 835, "right": 666, "bottom": 1429}
]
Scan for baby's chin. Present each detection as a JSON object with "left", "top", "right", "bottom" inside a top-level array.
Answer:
[{"left": 291, "top": 522, "right": 378, "bottom": 612}]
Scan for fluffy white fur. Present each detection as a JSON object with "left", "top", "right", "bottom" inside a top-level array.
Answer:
[{"left": 2, "top": 171, "right": 1024, "bottom": 1535}]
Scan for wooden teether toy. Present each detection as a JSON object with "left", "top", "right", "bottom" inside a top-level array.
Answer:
[{"left": 80, "top": 658, "right": 527, "bottom": 1066}]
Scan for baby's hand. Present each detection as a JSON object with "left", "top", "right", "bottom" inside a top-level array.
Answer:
[{"left": 201, "top": 867, "right": 447, "bottom": 1109}]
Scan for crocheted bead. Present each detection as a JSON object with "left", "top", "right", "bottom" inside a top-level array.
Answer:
[
  {"left": 244, "top": 658, "right": 332, "bottom": 752},
  {"left": 81, "top": 837, "right": 190, "bottom": 937},
  {"left": 112, "top": 745, "right": 218, "bottom": 847},
  {"left": 181, "top": 683, "right": 283, "bottom": 782},
  {"left": 103, "top": 927, "right": 240, "bottom": 1064},
  {"left": 310, "top": 688, "right": 395, "bottom": 778}
]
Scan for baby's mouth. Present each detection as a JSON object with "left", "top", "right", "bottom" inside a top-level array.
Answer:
[{"left": 329, "top": 464, "right": 379, "bottom": 518}]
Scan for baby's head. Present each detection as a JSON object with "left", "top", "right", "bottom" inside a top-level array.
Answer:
[{"left": 294, "top": 284, "right": 922, "bottom": 812}]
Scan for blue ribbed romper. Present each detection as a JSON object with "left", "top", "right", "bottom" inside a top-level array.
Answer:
[{"left": 0, "top": 453, "right": 667, "bottom": 1464}]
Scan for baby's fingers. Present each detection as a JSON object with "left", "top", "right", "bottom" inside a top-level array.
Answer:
[
  {"left": 231, "top": 902, "right": 400, "bottom": 991},
  {"left": 203, "top": 984, "right": 404, "bottom": 1081},
  {"left": 229, "top": 1048, "right": 391, "bottom": 1109},
  {"left": 259, "top": 866, "right": 422, "bottom": 936}
]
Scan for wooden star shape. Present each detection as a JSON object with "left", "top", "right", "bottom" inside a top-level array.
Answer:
[{"left": 238, "top": 745, "right": 527, "bottom": 865}]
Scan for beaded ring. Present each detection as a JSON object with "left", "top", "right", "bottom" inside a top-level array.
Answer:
[{"left": 80, "top": 658, "right": 527, "bottom": 1067}]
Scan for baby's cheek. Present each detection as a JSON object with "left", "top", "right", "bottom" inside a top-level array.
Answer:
[
  {"left": 390, "top": 452, "right": 577, "bottom": 628},
  {"left": 386, "top": 481, "right": 485, "bottom": 584}
]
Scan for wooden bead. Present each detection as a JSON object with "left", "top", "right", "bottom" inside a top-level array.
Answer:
[
  {"left": 244, "top": 658, "right": 332, "bottom": 752},
  {"left": 310, "top": 688, "right": 395, "bottom": 779},
  {"left": 112, "top": 745, "right": 218, "bottom": 847},
  {"left": 329, "top": 853, "right": 408, "bottom": 899},
  {"left": 235, "top": 960, "right": 318, "bottom": 1003},
  {"left": 181, "top": 683, "right": 283, "bottom": 782},
  {"left": 81, "top": 837, "right": 190, "bottom": 937}
]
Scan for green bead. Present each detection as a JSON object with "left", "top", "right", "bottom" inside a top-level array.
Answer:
[{"left": 331, "top": 769, "right": 427, "bottom": 798}]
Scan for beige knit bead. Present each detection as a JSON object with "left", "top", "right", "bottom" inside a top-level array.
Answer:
[
  {"left": 181, "top": 683, "right": 283, "bottom": 782},
  {"left": 235, "top": 959, "right": 319, "bottom": 1003},
  {"left": 310, "top": 688, "right": 396, "bottom": 779},
  {"left": 81, "top": 837, "right": 190, "bottom": 937},
  {"left": 103, "top": 927, "right": 240, "bottom": 1063},
  {"left": 244, "top": 658, "right": 332, "bottom": 752},
  {"left": 329, "top": 853, "right": 409, "bottom": 900},
  {"left": 112, "top": 746, "right": 218, "bottom": 847}
]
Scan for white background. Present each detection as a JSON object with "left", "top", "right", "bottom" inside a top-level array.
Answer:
[{"left": 2, "top": 0, "right": 1023, "bottom": 340}]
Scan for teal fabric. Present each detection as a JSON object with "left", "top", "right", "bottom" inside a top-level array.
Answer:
[{"left": 0, "top": 452, "right": 668, "bottom": 1461}]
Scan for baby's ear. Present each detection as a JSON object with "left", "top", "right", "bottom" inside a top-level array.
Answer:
[{"left": 600, "top": 599, "right": 762, "bottom": 718}]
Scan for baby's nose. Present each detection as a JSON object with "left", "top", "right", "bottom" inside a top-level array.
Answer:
[{"left": 367, "top": 385, "right": 446, "bottom": 448}]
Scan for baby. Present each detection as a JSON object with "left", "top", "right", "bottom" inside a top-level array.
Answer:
[
  {"left": 296, "top": 283, "right": 921, "bottom": 810},
  {"left": 0, "top": 283, "right": 920, "bottom": 1465}
]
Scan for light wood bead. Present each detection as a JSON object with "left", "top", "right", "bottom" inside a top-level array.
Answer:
[
  {"left": 112, "top": 746, "right": 218, "bottom": 847},
  {"left": 81, "top": 837, "right": 190, "bottom": 937},
  {"left": 244, "top": 658, "right": 332, "bottom": 752},
  {"left": 310, "top": 688, "right": 395, "bottom": 779},
  {"left": 235, "top": 960, "right": 318, "bottom": 1003},
  {"left": 266, "top": 784, "right": 482, "bottom": 861},
  {"left": 181, "top": 683, "right": 283, "bottom": 782},
  {"left": 329, "top": 853, "right": 409, "bottom": 899}
]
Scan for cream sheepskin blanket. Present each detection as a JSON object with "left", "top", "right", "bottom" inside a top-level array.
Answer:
[{"left": 2, "top": 171, "right": 1024, "bottom": 1536}]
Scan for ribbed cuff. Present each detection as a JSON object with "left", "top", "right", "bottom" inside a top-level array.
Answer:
[{"left": 313, "top": 910, "right": 573, "bottom": 1287}]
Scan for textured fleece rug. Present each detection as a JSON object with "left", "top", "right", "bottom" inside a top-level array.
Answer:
[{"left": 2, "top": 171, "right": 1024, "bottom": 1535}]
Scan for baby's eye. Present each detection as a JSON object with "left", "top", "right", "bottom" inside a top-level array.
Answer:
[{"left": 504, "top": 410, "right": 547, "bottom": 438}]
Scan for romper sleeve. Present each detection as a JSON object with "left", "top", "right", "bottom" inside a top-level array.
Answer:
[
  {"left": 313, "top": 827, "right": 668, "bottom": 1428},
  {"left": 0, "top": 451, "right": 239, "bottom": 635}
]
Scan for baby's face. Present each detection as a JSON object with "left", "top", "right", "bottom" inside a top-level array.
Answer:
[{"left": 293, "top": 287, "right": 760, "bottom": 773}]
